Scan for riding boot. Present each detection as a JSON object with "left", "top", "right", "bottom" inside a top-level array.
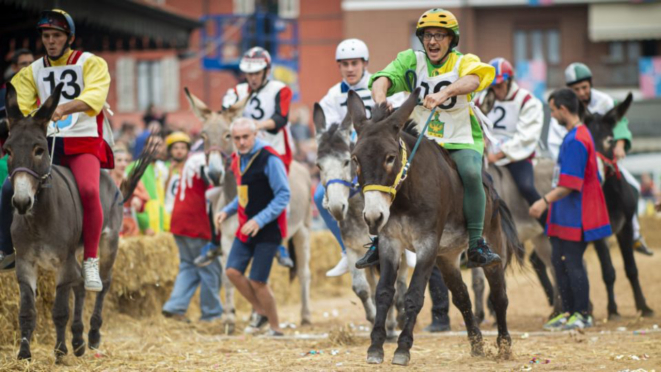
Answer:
[
  {"left": 466, "top": 238, "right": 502, "bottom": 269},
  {"left": 355, "top": 237, "right": 379, "bottom": 269}
]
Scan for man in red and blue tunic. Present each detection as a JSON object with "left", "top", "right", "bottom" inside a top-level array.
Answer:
[
  {"left": 215, "top": 117, "right": 290, "bottom": 337},
  {"left": 530, "top": 88, "right": 611, "bottom": 331}
]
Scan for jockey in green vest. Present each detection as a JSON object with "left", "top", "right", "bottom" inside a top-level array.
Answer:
[{"left": 357, "top": 8, "right": 502, "bottom": 269}]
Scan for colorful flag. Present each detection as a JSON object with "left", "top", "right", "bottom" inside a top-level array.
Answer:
[
  {"left": 516, "top": 60, "right": 547, "bottom": 100},
  {"left": 639, "top": 57, "right": 661, "bottom": 99}
]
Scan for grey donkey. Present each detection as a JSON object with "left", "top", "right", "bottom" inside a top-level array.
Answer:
[{"left": 3, "top": 82, "right": 154, "bottom": 360}]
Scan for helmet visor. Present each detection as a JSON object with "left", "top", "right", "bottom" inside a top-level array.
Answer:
[{"left": 37, "top": 12, "right": 70, "bottom": 33}]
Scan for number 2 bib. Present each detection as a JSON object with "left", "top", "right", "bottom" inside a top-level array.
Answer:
[
  {"left": 410, "top": 52, "right": 474, "bottom": 145},
  {"left": 486, "top": 100, "right": 520, "bottom": 153}
]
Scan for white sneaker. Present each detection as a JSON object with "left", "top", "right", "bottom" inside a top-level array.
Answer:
[
  {"left": 83, "top": 258, "right": 103, "bottom": 292},
  {"left": 326, "top": 254, "right": 349, "bottom": 277},
  {"left": 405, "top": 250, "right": 417, "bottom": 268}
]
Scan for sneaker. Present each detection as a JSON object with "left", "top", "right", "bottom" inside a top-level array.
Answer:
[
  {"left": 83, "top": 258, "right": 103, "bottom": 292},
  {"left": 466, "top": 238, "right": 502, "bottom": 269},
  {"left": 543, "top": 312, "right": 569, "bottom": 331},
  {"left": 405, "top": 250, "right": 416, "bottom": 268},
  {"left": 423, "top": 319, "right": 451, "bottom": 333},
  {"left": 356, "top": 237, "right": 379, "bottom": 269},
  {"left": 244, "top": 313, "right": 269, "bottom": 334},
  {"left": 276, "top": 245, "right": 294, "bottom": 268},
  {"left": 633, "top": 238, "right": 654, "bottom": 256},
  {"left": 194, "top": 242, "right": 222, "bottom": 267},
  {"left": 162, "top": 310, "right": 191, "bottom": 323},
  {"left": 264, "top": 328, "right": 284, "bottom": 337},
  {"left": 563, "top": 312, "right": 593, "bottom": 330},
  {"left": 326, "top": 253, "right": 349, "bottom": 277},
  {"left": 0, "top": 251, "right": 15, "bottom": 272}
]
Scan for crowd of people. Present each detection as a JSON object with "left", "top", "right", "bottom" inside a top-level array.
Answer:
[{"left": 2, "top": 7, "right": 661, "bottom": 342}]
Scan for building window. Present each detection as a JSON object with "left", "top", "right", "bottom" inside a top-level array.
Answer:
[
  {"left": 279, "top": 0, "right": 299, "bottom": 18},
  {"left": 137, "top": 60, "right": 163, "bottom": 111},
  {"left": 234, "top": 0, "right": 255, "bottom": 14},
  {"left": 116, "top": 57, "right": 179, "bottom": 114},
  {"left": 513, "top": 29, "right": 561, "bottom": 65}
]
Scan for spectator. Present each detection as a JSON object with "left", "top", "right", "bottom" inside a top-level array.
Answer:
[
  {"left": 640, "top": 173, "right": 658, "bottom": 202},
  {"left": 109, "top": 146, "right": 149, "bottom": 237},
  {"left": 143, "top": 103, "right": 167, "bottom": 128},
  {"left": 133, "top": 121, "right": 161, "bottom": 160},
  {"left": 164, "top": 131, "right": 191, "bottom": 219},
  {"left": 289, "top": 105, "right": 312, "bottom": 142},
  {"left": 530, "top": 88, "right": 612, "bottom": 331},
  {"left": 1, "top": 49, "right": 34, "bottom": 123},
  {"left": 216, "top": 118, "right": 290, "bottom": 337},
  {"left": 162, "top": 141, "right": 223, "bottom": 323}
]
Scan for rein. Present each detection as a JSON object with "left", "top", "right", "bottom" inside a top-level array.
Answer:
[
  {"left": 597, "top": 152, "right": 621, "bottom": 179},
  {"left": 361, "top": 70, "right": 436, "bottom": 201}
]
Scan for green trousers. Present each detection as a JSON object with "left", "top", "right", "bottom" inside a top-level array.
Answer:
[{"left": 449, "top": 149, "right": 485, "bottom": 249}]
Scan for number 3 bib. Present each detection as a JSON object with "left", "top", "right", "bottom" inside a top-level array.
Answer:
[
  {"left": 410, "top": 52, "right": 473, "bottom": 145},
  {"left": 32, "top": 52, "right": 99, "bottom": 138}
]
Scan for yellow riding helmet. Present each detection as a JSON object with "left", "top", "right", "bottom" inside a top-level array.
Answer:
[
  {"left": 165, "top": 131, "right": 191, "bottom": 147},
  {"left": 416, "top": 8, "right": 460, "bottom": 49}
]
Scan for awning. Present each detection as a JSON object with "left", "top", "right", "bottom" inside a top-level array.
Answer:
[
  {"left": 589, "top": 2, "right": 661, "bottom": 42},
  {"left": 0, "top": 0, "right": 201, "bottom": 47}
]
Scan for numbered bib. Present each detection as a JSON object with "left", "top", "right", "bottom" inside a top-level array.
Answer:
[{"left": 37, "top": 65, "right": 84, "bottom": 104}]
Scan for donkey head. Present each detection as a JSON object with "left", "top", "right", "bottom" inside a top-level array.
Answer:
[
  {"left": 313, "top": 103, "right": 353, "bottom": 220},
  {"left": 350, "top": 88, "right": 420, "bottom": 234},
  {"left": 583, "top": 93, "right": 633, "bottom": 158},
  {"left": 185, "top": 87, "right": 244, "bottom": 185},
  {"left": 3, "top": 82, "right": 63, "bottom": 214},
  {"left": 476, "top": 88, "right": 497, "bottom": 116}
]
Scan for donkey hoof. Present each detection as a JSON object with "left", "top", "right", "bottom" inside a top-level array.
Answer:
[
  {"left": 301, "top": 318, "right": 312, "bottom": 326},
  {"left": 366, "top": 348, "right": 384, "bottom": 364},
  {"left": 608, "top": 312, "right": 621, "bottom": 321},
  {"left": 470, "top": 343, "right": 485, "bottom": 357},
  {"left": 223, "top": 321, "right": 236, "bottom": 335},
  {"left": 392, "top": 350, "right": 410, "bottom": 366},
  {"left": 72, "top": 340, "right": 86, "bottom": 357},
  {"left": 17, "top": 349, "right": 31, "bottom": 360},
  {"left": 641, "top": 308, "right": 655, "bottom": 318},
  {"left": 55, "top": 343, "right": 68, "bottom": 358},
  {"left": 88, "top": 330, "right": 101, "bottom": 350}
]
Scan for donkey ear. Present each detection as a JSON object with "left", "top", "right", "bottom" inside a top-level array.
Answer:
[
  {"left": 224, "top": 96, "right": 247, "bottom": 123},
  {"left": 388, "top": 87, "right": 420, "bottom": 131},
  {"left": 33, "top": 83, "right": 64, "bottom": 126},
  {"left": 4, "top": 82, "right": 25, "bottom": 129},
  {"left": 184, "top": 87, "right": 213, "bottom": 122},
  {"left": 605, "top": 93, "right": 633, "bottom": 126},
  {"left": 313, "top": 103, "right": 327, "bottom": 135},
  {"left": 347, "top": 90, "right": 367, "bottom": 134},
  {"left": 477, "top": 88, "right": 496, "bottom": 115}
]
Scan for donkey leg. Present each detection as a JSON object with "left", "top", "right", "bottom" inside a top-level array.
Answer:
[
  {"left": 366, "top": 240, "right": 399, "bottom": 365},
  {"left": 52, "top": 280, "right": 72, "bottom": 359},
  {"left": 616, "top": 222, "right": 654, "bottom": 317},
  {"left": 292, "top": 229, "right": 312, "bottom": 325},
  {"left": 71, "top": 280, "right": 86, "bottom": 356},
  {"left": 16, "top": 260, "right": 38, "bottom": 360},
  {"left": 393, "top": 244, "right": 437, "bottom": 366},
  {"left": 347, "top": 248, "right": 375, "bottom": 324},
  {"left": 438, "top": 256, "right": 484, "bottom": 356},
  {"left": 530, "top": 250, "right": 555, "bottom": 306},
  {"left": 89, "top": 236, "right": 118, "bottom": 350},
  {"left": 394, "top": 252, "right": 409, "bottom": 331},
  {"left": 483, "top": 265, "right": 511, "bottom": 359},
  {"left": 220, "top": 234, "right": 236, "bottom": 333},
  {"left": 471, "top": 268, "right": 486, "bottom": 324},
  {"left": 594, "top": 239, "right": 619, "bottom": 318}
]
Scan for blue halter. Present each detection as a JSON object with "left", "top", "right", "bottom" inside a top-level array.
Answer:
[{"left": 325, "top": 176, "right": 361, "bottom": 198}]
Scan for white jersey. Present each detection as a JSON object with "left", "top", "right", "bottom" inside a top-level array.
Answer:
[
  {"left": 222, "top": 80, "right": 294, "bottom": 157},
  {"left": 318, "top": 72, "right": 408, "bottom": 135},
  {"left": 546, "top": 88, "right": 616, "bottom": 160},
  {"left": 477, "top": 82, "right": 543, "bottom": 165}
]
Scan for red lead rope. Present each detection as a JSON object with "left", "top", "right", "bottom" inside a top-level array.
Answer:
[{"left": 597, "top": 152, "right": 621, "bottom": 180}]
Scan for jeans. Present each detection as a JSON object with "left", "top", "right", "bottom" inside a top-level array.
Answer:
[
  {"left": 313, "top": 185, "right": 346, "bottom": 254},
  {"left": 550, "top": 237, "right": 590, "bottom": 316},
  {"left": 428, "top": 265, "right": 450, "bottom": 324},
  {"left": 162, "top": 235, "right": 223, "bottom": 321},
  {"left": 505, "top": 159, "right": 547, "bottom": 226}
]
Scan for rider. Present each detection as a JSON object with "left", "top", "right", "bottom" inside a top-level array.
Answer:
[
  {"left": 549, "top": 62, "right": 652, "bottom": 256},
  {"left": 0, "top": 10, "right": 112, "bottom": 291},
  {"left": 480, "top": 57, "right": 546, "bottom": 223},
  {"left": 362, "top": 8, "right": 502, "bottom": 268},
  {"left": 222, "top": 47, "right": 295, "bottom": 268},
  {"left": 316, "top": 38, "right": 411, "bottom": 277}
]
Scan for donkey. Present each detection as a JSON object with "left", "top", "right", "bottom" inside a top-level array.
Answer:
[
  {"left": 584, "top": 94, "right": 653, "bottom": 319},
  {"left": 3, "top": 83, "right": 153, "bottom": 360},
  {"left": 184, "top": 88, "right": 312, "bottom": 330},
  {"left": 349, "top": 88, "right": 523, "bottom": 365},
  {"left": 312, "top": 104, "right": 409, "bottom": 336}
]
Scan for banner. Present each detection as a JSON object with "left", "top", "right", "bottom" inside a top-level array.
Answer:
[
  {"left": 515, "top": 60, "right": 547, "bottom": 100},
  {"left": 639, "top": 57, "right": 661, "bottom": 99}
]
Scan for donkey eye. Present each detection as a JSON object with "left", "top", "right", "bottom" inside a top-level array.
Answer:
[
  {"left": 316, "top": 163, "right": 323, "bottom": 171},
  {"left": 224, "top": 133, "right": 231, "bottom": 141},
  {"left": 343, "top": 160, "right": 350, "bottom": 167},
  {"left": 386, "top": 155, "right": 396, "bottom": 164},
  {"left": 35, "top": 148, "right": 45, "bottom": 157}
]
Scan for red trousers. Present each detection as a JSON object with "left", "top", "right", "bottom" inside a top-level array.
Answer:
[{"left": 60, "top": 153, "right": 102, "bottom": 260}]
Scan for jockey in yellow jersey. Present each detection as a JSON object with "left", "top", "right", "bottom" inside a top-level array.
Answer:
[
  {"left": 358, "top": 8, "right": 502, "bottom": 269},
  {"left": 7, "top": 9, "right": 112, "bottom": 291}
]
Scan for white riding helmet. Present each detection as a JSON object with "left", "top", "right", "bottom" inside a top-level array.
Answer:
[
  {"left": 239, "top": 46, "right": 272, "bottom": 73},
  {"left": 335, "top": 38, "right": 369, "bottom": 62}
]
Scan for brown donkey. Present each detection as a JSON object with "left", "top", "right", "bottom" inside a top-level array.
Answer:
[
  {"left": 349, "top": 88, "right": 523, "bottom": 365},
  {"left": 3, "top": 82, "right": 154, "bottom": 360}
]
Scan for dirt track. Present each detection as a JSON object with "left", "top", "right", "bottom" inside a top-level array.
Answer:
[{"left": 1, "top": 218, "right": 661, "bottom": 371}]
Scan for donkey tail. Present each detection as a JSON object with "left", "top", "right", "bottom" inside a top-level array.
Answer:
[
  {"left": 120, "top": 135, "right": 159, "bottom": 204},
  {"left": 497, "top": 198, "right": 525, "bottom": 268}
]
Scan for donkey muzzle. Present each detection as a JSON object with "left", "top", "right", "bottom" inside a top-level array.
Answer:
[
  {"left": 11, "top": 173, "right": 36, "bottom": 214},
  {"left": 363, "top": 191, "right": 391, "bottom": 235},
  {"left": 207, "top": 152, "right": 225, "bottom": 186},
  {"left": 12, "top": 195, "right": 33, "bottom": 215}
]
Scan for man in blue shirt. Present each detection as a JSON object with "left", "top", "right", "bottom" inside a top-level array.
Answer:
[{"left": 216, "top": 117, "right": 290, "bottom": 337}]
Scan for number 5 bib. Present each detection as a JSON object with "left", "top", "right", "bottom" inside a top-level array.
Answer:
[
  {"left": 32, "top": 51, "right": 100, "bottom": 138},
  {"left": 410, "top": 52, "right": 474, "bottom": 145}
]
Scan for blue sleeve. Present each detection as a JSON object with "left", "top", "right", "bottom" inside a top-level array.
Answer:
[
  {"left": 558, "top": 139, "right": 587, "bottom": 190},
  {"left": 252, "top": 155, "right": 291, "bottom": 228},
  {"left": 222, "top": 197, "right": 239, "bottom": 216}
]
